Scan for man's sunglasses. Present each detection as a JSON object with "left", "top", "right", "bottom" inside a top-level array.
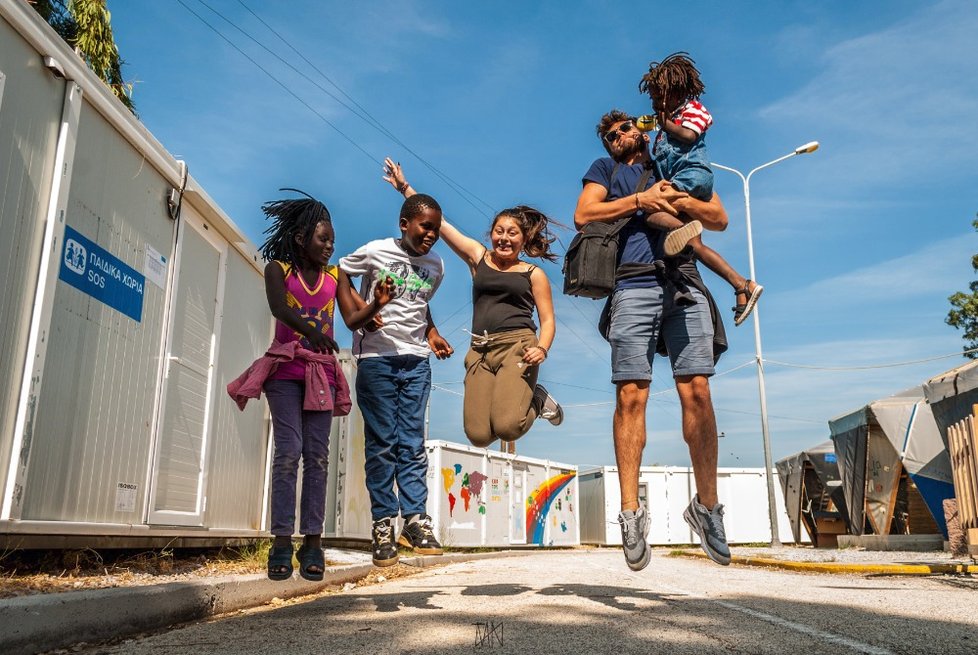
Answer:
[{"left": 602, "top": 120, "right": 634, "bottom": 144}]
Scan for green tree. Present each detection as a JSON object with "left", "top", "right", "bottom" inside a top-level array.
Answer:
[
  {"left": 946, "top": 216, "right": 978, "bottom": 359},
  {"left": 29, "top": 0, "right": 135, "bottom": 113}
]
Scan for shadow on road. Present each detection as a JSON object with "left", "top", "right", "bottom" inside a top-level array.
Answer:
[{"left": 89, "top": 578, "right": 977, "bottom": 654}]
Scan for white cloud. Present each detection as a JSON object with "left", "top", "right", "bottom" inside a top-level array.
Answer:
[
  {"left": 759, "top": 0, "right": 978, "bottom": 189},
  {"left": 784, "top": 232, "right": 974, "bottom": 303}
]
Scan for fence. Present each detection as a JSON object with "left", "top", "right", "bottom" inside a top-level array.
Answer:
[{"left": 947, "top": 404, "right": 978, "bottom": 553}]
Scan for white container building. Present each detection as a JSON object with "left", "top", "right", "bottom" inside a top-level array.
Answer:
[
  {"left": 0, "top": 2, "right": 302, "bottom": 547},
  {"left": 325, "top": 435, "right": 580, "bottom": 548},
  {"left": 578, "top": 466, "right": 799, "bottom": 546}
]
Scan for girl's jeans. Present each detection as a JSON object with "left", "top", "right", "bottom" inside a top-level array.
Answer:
[{"left": 265, "top": 379, "right": 332, "bottom": 537}]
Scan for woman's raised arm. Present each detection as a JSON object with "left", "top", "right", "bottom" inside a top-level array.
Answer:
[{"left": 383, "top": 157, "right": 486, "bottom": 272}]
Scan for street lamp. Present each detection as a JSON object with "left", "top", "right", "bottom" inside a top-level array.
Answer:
[{"left": 712, "top": 141, "right": 819, "bottom": 547}]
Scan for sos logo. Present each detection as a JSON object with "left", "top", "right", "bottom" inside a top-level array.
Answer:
[{"left": 64, "top": 238, "right": 87, "bottom": 275}]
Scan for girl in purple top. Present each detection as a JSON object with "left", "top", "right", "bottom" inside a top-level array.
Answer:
[
  {"left": 259, "top": 191, "right": 338, "bottom": 582},
  {"left": 258, "top": 191, "right": 392, "bottom": 581}
]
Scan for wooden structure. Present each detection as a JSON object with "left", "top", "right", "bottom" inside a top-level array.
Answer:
[{"left": 947, "top": 405, "right": 978, "bottom": 555}]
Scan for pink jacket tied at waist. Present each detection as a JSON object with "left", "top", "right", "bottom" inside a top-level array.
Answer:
[{"left": 227, "top": 341, "right": 352, "bottom": 416}]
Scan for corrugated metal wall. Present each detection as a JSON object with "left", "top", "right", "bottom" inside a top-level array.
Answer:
[
  {"left": 324, "top": 354, "right": 360, "bottom": 537},
  {"left": 0, "top": 20, "right": 64, "bottom": 513},
  {"left": 21, "top": 100, "right": 175, "bottom": 523}
]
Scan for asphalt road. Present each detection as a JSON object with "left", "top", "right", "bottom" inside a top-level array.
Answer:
[{"left": 81, "top": 550, "right": 977, "bottom": 655}]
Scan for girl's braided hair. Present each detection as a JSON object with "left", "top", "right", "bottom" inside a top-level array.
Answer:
[
  {"left": 258, "top": 188, "right": 332, "bottom": 273},
  {"left": 493, "top": 206, "right": 563, "bottom": 263},
  {"left": 638, "top": 52, "right": 705, "bottom": 106}
]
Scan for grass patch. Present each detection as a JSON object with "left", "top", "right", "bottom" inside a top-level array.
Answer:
[
  {"left": 667, "top": 549, "right": 693, "bottom": 558},
  {"left": 217, "top": 541, "right": 271, "bottom": 569}
]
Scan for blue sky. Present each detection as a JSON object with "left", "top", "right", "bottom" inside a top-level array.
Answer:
[{"left": 112, "top": 0, "right": 977, "bottom": 468}]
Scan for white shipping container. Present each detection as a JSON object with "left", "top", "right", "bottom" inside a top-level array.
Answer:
[
  {"left": 326, "top": 435, "right": 580, "bottom": 548},
  {"left": 0, "top": 3, "right": 276, "bottom": 546},
  {"left": 579, "top": 466, "right": 800, "bottom": 546},
  {"left": 429, "top": 441, "right": 579, "bottom": 547}
]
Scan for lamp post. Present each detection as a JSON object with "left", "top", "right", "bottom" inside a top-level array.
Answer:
[{"left": 712, "top": 141, "right": 818, "bottom": 547}]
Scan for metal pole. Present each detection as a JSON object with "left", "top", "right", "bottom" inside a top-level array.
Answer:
[
  {"left": 713, "top": 154, "right": 799, "bottom": 548},
  {"left": 742, "top": 170, "right": 782, "bottom": 547}
]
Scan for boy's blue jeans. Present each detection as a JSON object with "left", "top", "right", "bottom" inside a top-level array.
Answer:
[{"left": 355, "top": 355, "right": 431, "bottom": 521}]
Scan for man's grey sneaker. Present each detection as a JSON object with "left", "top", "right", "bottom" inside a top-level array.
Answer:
[
  {"left": 664, "top": 220, "right": 703, "bottom": 256},
  {"left": 398, "top": 514, "right": 444, "bottom": 555},
  {"left": 617, "top": 504, "right": 651, "bottom": 571},
  {"left": 683, "top": 494, "right": 731, "bottom": 566},
  {"left": 371, "top": 517, "right": 399, "bottom": 567},
  {"left": 533, "top": 384, "right": 564, "bottom": 426}
]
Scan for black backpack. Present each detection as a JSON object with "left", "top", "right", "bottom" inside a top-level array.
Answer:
[{"left": 563, "top": 165, "right": 654, "bottom": 299}]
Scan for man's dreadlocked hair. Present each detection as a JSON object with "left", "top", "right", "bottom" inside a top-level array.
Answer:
[
  {"left": 258, "top": 188, "right": 332, "bottom": 272},
  {"left": 638, "top": 52, "right": 705, "bottom": 109},
  {"left": 492, "top": 206, "right": 563, "bottom": 262}
]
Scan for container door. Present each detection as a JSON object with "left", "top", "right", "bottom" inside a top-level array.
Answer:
[
  {"left": 148, "top": 214, "right": 226, "bottom": 526},
  {"left": 510, "top": 464, "right": 527, "bottom": 544}
]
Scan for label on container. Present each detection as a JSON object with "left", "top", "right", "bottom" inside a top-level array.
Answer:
[
  {"left": 59, "top": 225, "right": 145, "bottom": 322},
  {"left": 115, "top": 482, "right": 137, "bottom": 512},
  {"left": 144, "top": 244, "right": 168, "bottom": 289}
]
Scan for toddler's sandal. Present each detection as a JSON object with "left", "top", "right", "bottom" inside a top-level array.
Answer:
[{"left": 733, "top": 281, "right": 764, "bottom": 326}]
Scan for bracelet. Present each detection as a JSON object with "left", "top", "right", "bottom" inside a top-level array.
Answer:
[
  {"left": 397, "top": 182, "right": 409, "bottom": 193},
  {"left": 537, "top": 345, "right": 548, "bottom": 357},
  {"left": 634, "top": 193, "right": 640, "bottom": 210}
]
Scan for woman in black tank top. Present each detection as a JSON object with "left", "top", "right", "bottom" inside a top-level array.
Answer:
[{"left": 384, "top": 159, "right": 564, "bottom": 451}]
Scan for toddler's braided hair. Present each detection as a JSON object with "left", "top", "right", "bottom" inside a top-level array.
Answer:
[
  {"left": 258, "top": 188, "right": 332, "bottom": 272},
  {"left": 638, "top": 52, "right": 705, "bottom": 106},
  {"left": 494, "top": 206, "right": 563, "bottom": 263}
]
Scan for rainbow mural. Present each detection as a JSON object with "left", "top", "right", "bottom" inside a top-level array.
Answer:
[{"left": 525, "top": 472, "right": 575, "bottom": 545}]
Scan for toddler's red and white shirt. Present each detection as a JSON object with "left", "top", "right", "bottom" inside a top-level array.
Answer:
[{"left": 672, "top": 100, "right": 713, "bottom": 136}]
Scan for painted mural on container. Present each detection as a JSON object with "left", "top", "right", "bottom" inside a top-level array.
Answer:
[
  {"left": 441, "top": 464, "right": 489, "bottom": 516},
  {"left": 526, "top": 471, "right": 575, "bottom": 545}
]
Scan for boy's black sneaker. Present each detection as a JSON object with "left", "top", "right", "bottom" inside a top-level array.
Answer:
[
  {"left": 398, "top": 514, "right": 444, "bottom": 555},
  {"left": 371, "top": 517, "right": 399, "bottom": 567},
  {"left": 533, "top": 384, "right": 564, "bottom": 426}
]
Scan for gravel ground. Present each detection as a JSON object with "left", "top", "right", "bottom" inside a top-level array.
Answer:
[
  {"left": 726, "top": 545, "right": 972, "bottom": 564},
  {"left": 0, "top": 547, "right": 373, "bottom": 599}
]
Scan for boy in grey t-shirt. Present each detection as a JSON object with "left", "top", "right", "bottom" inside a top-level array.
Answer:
[{"left": 337, "top": 193, "right": 453, "bottom": 567}]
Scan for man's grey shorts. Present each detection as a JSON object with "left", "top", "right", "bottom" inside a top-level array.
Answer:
[{"left": 607, "top": 286, "right": 715, "bottom": 382}]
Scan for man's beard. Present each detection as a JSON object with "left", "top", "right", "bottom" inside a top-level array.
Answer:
[{"left": 613, "top": 136, "right": 645, "bottom": 162}]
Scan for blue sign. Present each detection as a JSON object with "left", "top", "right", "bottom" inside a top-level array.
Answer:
[
  {"left": 59, "top": 225, "right": 145, "bottom": 322},
  {"left": 825, "top": 453, "right": 837, "bottom": 463}
]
